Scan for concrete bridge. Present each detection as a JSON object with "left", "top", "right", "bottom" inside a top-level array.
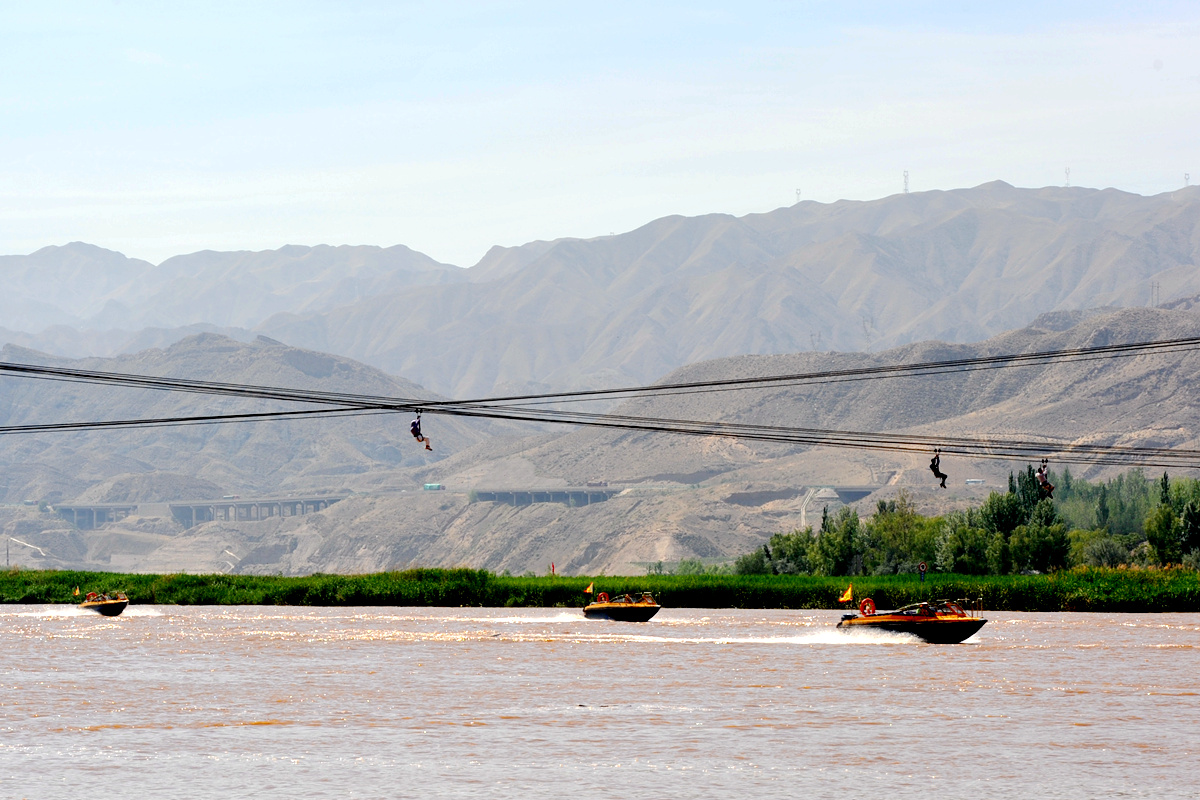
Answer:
[
  {"left": 168, "top": 496, "right": 347, "bottom": 528},
  {"left": 53, "top": 504, "right": 139, "bottom": 530},
  {"left": 471, "top": 489, "right": 620, "bottom": 508},
  {"left": 54, "top": 495, "right": 347, "bottom": 531}
]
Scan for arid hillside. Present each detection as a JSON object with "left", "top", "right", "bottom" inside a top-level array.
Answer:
[
  {"left": 4, "top": 307, "right": 1199, "bottom": 576},
  {"left": 260, "top": 182, "right": 1200, "bottom": 396},
  {"left": 0, "top": 333, "right": 523, "bottom": 504},
  {"left": 4, "top": 183, "right": 1199, "bottom": 400}
]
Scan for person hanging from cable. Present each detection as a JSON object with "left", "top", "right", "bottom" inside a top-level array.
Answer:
[
  {"left": 410, "top": 412, "right": 432, "bottom": 451},
  {"left": 929, "top": 448, "right": 948, "bottom": 489},
  {"left": 1036, "top": 458, "right": 1054, "bottom": 499}
]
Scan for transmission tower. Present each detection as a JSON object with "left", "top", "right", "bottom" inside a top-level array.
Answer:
[
  {"left": 796, "top": 188, "right": 802, "bottom": 203},
  {"left": 1065, "top": 167, "right": 1070, "bottom": 188},
  {"left": 903, "top": 171, "right": 909, "bottom": 194},
  {"left": 1150, "top": 281, "right": 1161, "bottom": 306}
]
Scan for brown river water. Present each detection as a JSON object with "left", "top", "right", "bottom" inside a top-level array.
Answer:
[{"left": 1, "top": 606, "right": 1197, "bottom": 798}]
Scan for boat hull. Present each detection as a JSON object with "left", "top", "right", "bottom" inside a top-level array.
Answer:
[
  {"left": 79, "top": 599, "right": 128, "bottom": 617},
  {"left": 837, "top": 615, "right": 985, "bottom": 644},
  {"left": 582, "top": 602, "right": 660, "bottom": 622}
]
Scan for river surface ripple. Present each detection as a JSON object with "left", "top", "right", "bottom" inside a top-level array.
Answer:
[{"left": 1, "top": 606, "right": 1198, "bottom": 798}]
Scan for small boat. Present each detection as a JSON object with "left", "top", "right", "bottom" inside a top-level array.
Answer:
[
  {"left": 837, "top": 598, "right": 986, "bottom": 644},
  {"left": 79, "top": 592, "right": 129, "bottom": 617},
  {"left": 583, "top": 591, "right": 661, "bottom": 622}
]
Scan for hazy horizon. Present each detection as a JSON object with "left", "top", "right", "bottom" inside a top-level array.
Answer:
[
  {"left": 2, "top": 2, "right": 1196, "bottom": 266},
  {"left": 5, "top": 178, "right": 1198, "bottom": 269}
]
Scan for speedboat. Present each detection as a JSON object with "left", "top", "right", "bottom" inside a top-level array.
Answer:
[
  {"left": 583, "top": 591, "right": 660, "bottom": 622},
  {"left": 79, "top": 592, "right": 128, "bottom": 617},
  {"left": 837, "top": 598, "right": 985, "bottom": 644}
]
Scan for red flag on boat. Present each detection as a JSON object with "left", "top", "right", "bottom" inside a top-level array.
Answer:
[
  {"left": 584, "top": 582, "right": 594, "bottom": 594},
  {"left": 838, "top": 584, "right": 853, "bottom": 603}
]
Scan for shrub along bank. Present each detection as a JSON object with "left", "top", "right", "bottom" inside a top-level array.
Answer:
[
  {"left": 2, "top": 566, "right": 1198, "bottom": 612},
  {"left": 735, "top": 470, "right": 1200, "bottom": 578}
]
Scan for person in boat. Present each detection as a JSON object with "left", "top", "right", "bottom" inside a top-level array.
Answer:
[
  {"left": 929, "top": 449, "right": 948, "bottom": 489},
  {"left": 1036, "top": 459, "right": 1055, "bottom": 499},
  {"left": 410, "top": 414, "right": 432, "bottom": 451}
]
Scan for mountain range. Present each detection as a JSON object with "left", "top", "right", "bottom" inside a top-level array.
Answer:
[{"left": 3, "top": 182, "right": 1198, "bottom": 400}]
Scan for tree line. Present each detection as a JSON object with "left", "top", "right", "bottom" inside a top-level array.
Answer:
[{"left": 734, "top": 466, "right": 1200, "bottom": 576}]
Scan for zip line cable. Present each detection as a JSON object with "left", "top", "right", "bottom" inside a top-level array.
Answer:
[
  {"left": 432, "top": 333, "right": 1200, "bottom": 407},
  {"left": 0, "top": 407, "right": 376, "bottom": 434},
  {"left": 400, "top": 402, "right": 1200, "bottom": 469},
  {"left": 1, "top": 333, "right": 1199, "bottom": 468},
  {"left": 3, "top": 333, "right": 1200, "bottom": 411},
  {"left": 0, "top": 394, "right": 1196, "bottom": 470}
]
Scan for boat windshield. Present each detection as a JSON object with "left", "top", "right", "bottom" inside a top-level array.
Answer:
[
  {"left": 893, "top": 601, "right": 969, "bottom": 617},
  {"left": 895, "top": 603, "right": 933, "bottom": 616}
]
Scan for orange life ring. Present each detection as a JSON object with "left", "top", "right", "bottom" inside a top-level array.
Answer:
[
  {"left": 596, "top": 592, "right": 609, "bottom": 603},
  {"left": 859, "top": 598, "right": 876, "bottom": 616}
]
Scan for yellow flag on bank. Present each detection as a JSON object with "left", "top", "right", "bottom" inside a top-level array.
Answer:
[
  {"left": 838, "top": 584, "right": 853, "bottom": 603},
  {"left": 584, "top": 582, "right": 594, "bottom": 594}
]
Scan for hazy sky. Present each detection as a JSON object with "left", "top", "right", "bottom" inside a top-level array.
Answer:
[{"left": 2, "top": 1, "right": 1197, "bottom": 266}]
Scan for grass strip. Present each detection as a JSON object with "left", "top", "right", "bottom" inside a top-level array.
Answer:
[{"left": 2, "top": 567, "right": 1198, "bottom": 612}]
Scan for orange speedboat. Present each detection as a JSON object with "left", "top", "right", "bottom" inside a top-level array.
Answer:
[
  {"left": 79, "top": 591, "right": 128, "bottom": 617},
  {"left": 583, "top": 591, "right": 660, "bottom": 622},
  {"left": 837, "top": 598, "right": 985, "bottom": 644}
]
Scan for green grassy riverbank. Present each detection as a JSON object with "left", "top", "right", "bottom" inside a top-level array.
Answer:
[{"left": 3, "top": 567, "right": 1199, "bottom": 612}]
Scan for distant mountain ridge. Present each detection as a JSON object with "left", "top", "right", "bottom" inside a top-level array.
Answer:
[
  {"left": 3, "top": 182, "right": 1199, "bottom": 398},
  {"left": 260, "top": 182, "right": 1200, "bottom": 396},
  {"left": 0, "top": 242, "right": 463, "bottom": 332}
]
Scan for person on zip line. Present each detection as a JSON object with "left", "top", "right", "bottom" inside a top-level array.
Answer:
[
  {"left": 1036, "top": 459, "right": 1055, "bottom": 499},
  {"left": 929, "top": 449, "right": 948, "bottom": 489},
  {"left": 411, "top": 413, "right": 432, "bottom": 451}
]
